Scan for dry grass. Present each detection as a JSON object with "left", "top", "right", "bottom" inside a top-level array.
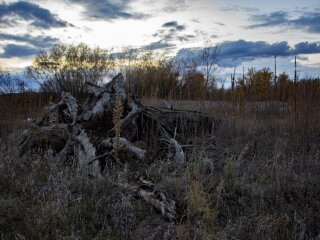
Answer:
[{"left": 0, "top": 92, "right": 319, "bottom": 239}]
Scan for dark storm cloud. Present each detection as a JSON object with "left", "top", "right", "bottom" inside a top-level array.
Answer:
[
  {"left": 291, "top": 12, "right": 320, "bottom": 33},
  {"left": 176, "top": 40, "right": 320, "bottom": 67},
  {"left": 141, "top": 40, "right": 176, "bottom": 50},
  {"left": 249, "top": 11, "right": 288, "bottom": 28},
  {"left": 162, "top": 21, "right": 186, "bottom": 31},
  {"left": 147, "top": 20, "right": 190, "bottom": 50},
  {"left": 0, "top": 33, "right": 59, "bottom": 48},
  {"left": 0, "top": 1, "right": 71, "bottom": 29},
  {"left": 249, "top": 10, "right": 320, "bottom": 33},
  {"left": 0, "top": 44, "right": 38, "bottom": 58},
  {"left": 65, "top": 0, "right": 148, "bottom": 20},
  {"left": 0, "top": 33, "right": 60, "bottom": 58},
  {"left": 293, "top": 41, "right": 320, "bottom": 54},
  {"left": 177, "top": 34, "right": 195, "bottom": 42}
]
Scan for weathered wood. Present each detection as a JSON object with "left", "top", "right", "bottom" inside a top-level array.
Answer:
[
  {"left": 82, "top": 91, "right": 112, "bottom": 121},
  {"left": 136, "top": 177, "right": 176, "bottom": 222},
  {"left": 104, "top": 73, "right": 126, "bottom": 99},
  {"left": 119, "top": 177, "right": 176, "bottom": 222},
  {"left": 60, "top": 91, "right": 81, "bottom": 124},
  {"left": 37, "top": 91, "right": 81, "bottom": 126},
  {"left": 81, "top": 73, "right": 127, "bottom": 122},
  {"left": 86, "top": 81, "right": 105, "bottom": 97},
  {"left": 73, "top": 125, "right": 100, "bottom": 177},
  {"left": 102, "top": 137, "right": 146, "bottom": 160},
  {"left": 168, "top": 138, "right": 185, "bottom": 164},
  {"left": 18, "top": 72, "right": 221, "bottom": 222}
]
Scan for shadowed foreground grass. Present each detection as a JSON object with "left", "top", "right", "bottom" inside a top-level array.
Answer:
[{"left": 0, "top": 100, "right": 319, "bottom": 239}]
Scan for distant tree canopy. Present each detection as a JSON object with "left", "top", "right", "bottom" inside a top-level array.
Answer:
[
  {"left": 124, "top": 52, "right": 180, "bottom": 99},
  {"left": 27, "top": 43, "right": 115, "bottom": 97},
  {"left": 246, "top": 67, "right": 273, "bottom": 97},
  {"left": 118, "top": 46, "right": 218, "bottom": 99},
  {"left": 182, "top": 71, "right": 207, "bottom": 100},
  {"left": 234, "top": 67, "right": 274, "bottom": 100},
  {"left": 23, "top": 42, "right": 320, "bottom": 103},
  {"left": 25, "top": 42, "right": 221, "bottom": 99}
]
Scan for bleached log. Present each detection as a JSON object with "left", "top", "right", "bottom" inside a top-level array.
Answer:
[
  {"left": 118, "top": 177, "right": 176, "bottom": 222},
  {"left": 104, "top": 73, "right": 126, "bottom": 99},
  {"left": 82, "top": 91, "right": 111, "bottom": 121},
  {"left": 102, "top": 137, "right": 145, "bottom": 160},
  {"left": 39, "top": 92, "right": 81, "bottom": 126},
  {"left": 73, "top": 125, "right": 100, "bottom": 176},
  {"left": 158, "top": 126, "right": 185, "bottom": 164},
  {"left": 121, "top": 101, "right": 143, "bottom": 128},
  {"left": 136, "top": 177, "right": 175, "bottom": 222},
  {"left": 137, "top": 189, "right": 175, "bottom": 222},
  {"left": 82, "top": 74, "right": 126, "bottom": 122},
  {"left": 60, "top": 91, "right": 81, "bottom": 124},
  {"left": 86, "top": 81, "right": 105, "bottom": 97},
  {"left": 169, "top": 138, "right": 185, "bottom": 164}
]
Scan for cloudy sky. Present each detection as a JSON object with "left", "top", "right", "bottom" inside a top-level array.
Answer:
[{"left": 0, "top": 0, "right": 320, "bottom": 79}]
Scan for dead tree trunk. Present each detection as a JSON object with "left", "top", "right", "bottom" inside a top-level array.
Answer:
[{"left": 18, "top": 73, "right": 220, "bottom": 221}]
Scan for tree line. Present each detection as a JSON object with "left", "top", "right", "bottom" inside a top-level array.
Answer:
[{"left": 1, "top": 42, "right": 320, "bottom": 103}]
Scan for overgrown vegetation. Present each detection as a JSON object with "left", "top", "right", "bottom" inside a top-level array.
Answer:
[
  {"left": 0, "top": 43, "right": 319, "bottom": 239},
  {"left": 26, "top": 43, "right": 115, "bottom": 98}
]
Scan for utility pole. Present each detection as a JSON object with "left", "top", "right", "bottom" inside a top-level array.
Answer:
[
  {"left": 294, "top": 56, "right": 297, "bottom": 84},
  {"left": 242, "top": 66, "right": 245, "bottom": 83},
  {"left": 274, "top": 55, "right": 277, "bottom": 86},
  {"left": 231, "top": 67, "right": 236, "bottom": 91},
  {"left": 274, "top": 55, "right": 277, "bottom": 102},
  {"left": 294, "top": 56, "right": 298, "bottom": 128}
]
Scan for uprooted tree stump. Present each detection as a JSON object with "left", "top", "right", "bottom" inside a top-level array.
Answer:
[{"left": 18, "top": 73, "right": 220, "bottom": 222}]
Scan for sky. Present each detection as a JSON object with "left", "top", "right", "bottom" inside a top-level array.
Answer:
[{"left": 0, "top": 0, "right": 320, "bottom": 80}]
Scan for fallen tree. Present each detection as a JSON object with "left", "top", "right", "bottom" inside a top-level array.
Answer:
[{"left": 18, "top": 73, "right": 220, "bottom": 222}]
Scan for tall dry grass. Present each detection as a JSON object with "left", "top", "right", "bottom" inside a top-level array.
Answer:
[{"left": 0, "top": 74, "right": 319, "bottom": 239}]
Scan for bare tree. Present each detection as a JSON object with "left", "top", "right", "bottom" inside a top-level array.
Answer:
[
  {"left": 178, "top": 41, "right": 218, "bottom": 94},
  {"left": 198, "top": 40, "right": 218, "bottom": 89}
]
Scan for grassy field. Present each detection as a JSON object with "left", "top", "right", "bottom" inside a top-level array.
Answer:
[{"left": 0, "top": 95, "right": 319, "bottom": 239}]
